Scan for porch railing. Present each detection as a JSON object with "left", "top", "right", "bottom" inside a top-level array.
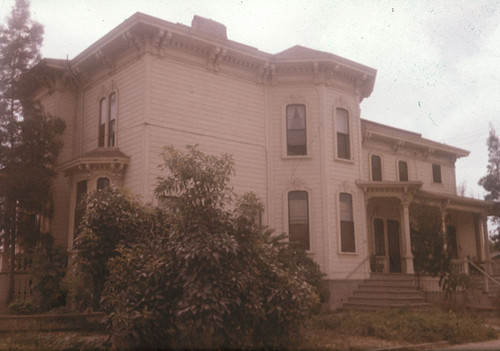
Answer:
[
  {"left": 464, "top": 257, "right": 500, "bottom": 293},
  {"left": 450, "top": 258, "right": 470, "bottom": 275}
]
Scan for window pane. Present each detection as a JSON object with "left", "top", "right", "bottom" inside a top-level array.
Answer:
[
  {"left": 97, "top": 177, "right": 110, "bottom": 190},
  {"left": 108, "top": 93, "right": 116, "bottom": 147},
  {"left": 374, "top": 218, "right": 385, "bottom": 255},
  {"left": 336, "top": 108, "right": 350, "bottom": 159},
  {"left": 286, "top": 104, "right": 306, "bottom": 156},
  {"left": 340, "top": 193, "right": 355, "bottom": 252},
  {"left": 399, "top": 161, "right": 409, "bottom": 181},
  {"left": 432, "top": 164, "right": 442, "bottom": 183},
  {"left": 288, "top": 191, "right": 309, "bottom": 250},
  {"left": 98, "top": 98, "right": 106, "bottom": 147},
  {"left": 336, "top": 108, "right": 349, "bottom": 133},
  {"left": 341, "top": 221, "right": 355, "bottom": 252},
  {"left": 337, "top": 133, "right": 350, "bottom": 159},
  {"left": 339, "top": 193, "right": 353, "bottom": 221},
  {"left": 371, "top": 155, "right": 382, "bottom": 181}
]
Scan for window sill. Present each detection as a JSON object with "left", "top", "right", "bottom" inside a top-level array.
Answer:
[
  {"left": 282, "top": 155, "right": 313, "bottom": 160},
  {"left": 338, "top": 251, "right": 358, "bottom": 256},
  {"left": 334, "top": 157, "right": 355, "bottom": 164}
]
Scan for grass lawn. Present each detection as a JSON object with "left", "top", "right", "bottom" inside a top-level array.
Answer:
[
  {"left": 0, "top": 308, "right": 498, "bottom": 350},
  {"left": 296, "top": 308, "right": 499, "bottom": 350}
]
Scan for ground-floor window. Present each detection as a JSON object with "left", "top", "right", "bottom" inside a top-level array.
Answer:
[
  {"left": 340, "top": 193, "right": 355, "bottom": 252},
  {"left": 288, "top": 191, "right": 310, "bottom": 250}
]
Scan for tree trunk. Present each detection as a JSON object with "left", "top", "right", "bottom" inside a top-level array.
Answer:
[{"left": 6, "top": 197, "right": 16, "bottom": 304}]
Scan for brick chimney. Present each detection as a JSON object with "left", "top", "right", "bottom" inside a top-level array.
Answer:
[{"left": 191, "top": 15, "right": 227, "bottom": 40}]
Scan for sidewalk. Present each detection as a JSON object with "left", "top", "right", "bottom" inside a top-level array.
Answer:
[{"left": 437, "top": 338, "right": 500, "bottom": 350}]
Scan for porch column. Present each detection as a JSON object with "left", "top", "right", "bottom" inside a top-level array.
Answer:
[
  {"left": 401, "top": 196, "right": 414, "bottom": 274},
  {"left": 440, "top": 201, "right": 449, "bottom": 254}
]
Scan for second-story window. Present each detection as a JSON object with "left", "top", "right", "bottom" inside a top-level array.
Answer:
[
  {"left": 432, "top": 164, "right": 442, "bottom": 183},
  {"left": 371, "top": 154, "right": 382, "bottom": 181},
  {"left": 108, "top": 93, "right": 116, "bottom": 147},
  {"left": 286, "top": 104, "right": 307, "bottom": 156},
  {"left": 336, "top": 108, "right": 350, "bottom": 159},
  {"left": 398, "top": 160, "right": 409, "bottom": 181},
  {"left": 98, "top": 92, "right": 117, "bottom": 148}
]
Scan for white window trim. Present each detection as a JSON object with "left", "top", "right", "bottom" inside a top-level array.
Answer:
[
  {"left": 396, "top": 159, "right": 410, "bottom": 182},
  {"left": 282, "top": 102, "right": 310, "bottom": 159},
  {"left": 97, "top": 91, "right": 119, "bottom": 148},
  {"left": 284, "top": 189, "right": 312, "bottom": 251},
  {"left": 432, "top": 163, "right": 443, "bottom": 184},
  {"left": 333, "top": 106, "right": 354, "bottom": 163},
  {"left": 369, "top": 153, "right": 384, "bottom": 182}
]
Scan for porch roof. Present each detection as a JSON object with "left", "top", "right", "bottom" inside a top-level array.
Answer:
[
  {"left": 416, "top": 190, "right": 493, "bottom": 214},
  {"left": 356, "top": 181, "right": 493, "bottom": 214}
]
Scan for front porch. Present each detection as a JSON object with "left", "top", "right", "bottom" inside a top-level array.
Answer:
[{"left": 357, "top": 181, "right": 491, "bottom": 277}]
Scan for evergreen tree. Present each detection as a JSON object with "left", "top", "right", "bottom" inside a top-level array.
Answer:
[
  {"left": 478, "top": 126, "right": 500, "bottom": 248},
  {"left": 0, "top": 0, "right": 64, "bottom": 305}
]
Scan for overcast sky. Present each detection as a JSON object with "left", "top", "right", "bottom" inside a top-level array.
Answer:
[{"left": 1, "top": 0, "right": 498, "bottom": 199}]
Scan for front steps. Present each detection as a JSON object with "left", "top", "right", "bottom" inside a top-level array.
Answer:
[{"left": 342, "top": 273, "right": 429, "bottom": 311}]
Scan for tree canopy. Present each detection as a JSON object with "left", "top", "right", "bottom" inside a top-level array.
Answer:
[
  {"left": 479, "top": 126, "right": 500, "bottom": 247},
  {"left": 0, "top": 0, "right": 65, "bottom": 305}
]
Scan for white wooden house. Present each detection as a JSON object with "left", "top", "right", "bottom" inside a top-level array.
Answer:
[{"left": 1, "top": 13, "right": 493, "bottom": 309}]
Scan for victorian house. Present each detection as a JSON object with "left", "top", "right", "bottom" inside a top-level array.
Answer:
[{"left": 1, "top": 13, "right": 492, "bottom": 309}]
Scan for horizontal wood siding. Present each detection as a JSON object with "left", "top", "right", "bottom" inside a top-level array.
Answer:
[{"left": 146, "top": 54, "right": 267, "bottom": 207}]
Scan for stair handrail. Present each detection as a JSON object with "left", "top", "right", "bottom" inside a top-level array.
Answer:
[
  {"left": 465, "top": 257, "right": 500, "bottom": 288},
  {"left": 344, "top": 255, "right": 370, "bottom": 280}
]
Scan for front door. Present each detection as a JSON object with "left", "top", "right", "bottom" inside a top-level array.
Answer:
[{"left": 387, "top": 220, "right": 401, "bottom": 273}]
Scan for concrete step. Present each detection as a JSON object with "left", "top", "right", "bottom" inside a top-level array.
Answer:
[
  {"left": 353, "top": 291, "right": 423, "bottom": 299},
  {"left": 342, "top": 274, "right": 428, "bottom": 311},
  {"left": 342, "top": 301, "right": 430, "bottom": 311},
  {"left": 357, "top": 285, "right": 420, "bottom": 293}
]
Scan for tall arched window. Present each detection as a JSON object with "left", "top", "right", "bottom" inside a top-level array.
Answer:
[{"left": 98, "top": 92, "right": 117, "bottom": 147}]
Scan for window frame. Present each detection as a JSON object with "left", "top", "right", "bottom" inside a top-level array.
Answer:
[
  {"left": 339, "top": 192, "right": 356, "bottom": 253},
  {"left": 98, "top": 92, "right": 118, "bottom": 148},
  {"left": 398, "top": 160, "right": 409, "bottom": 181},
  {"left": 370, "top": 154, "right": 383, "bottom": 181},
  {"left": 287, "top": 190, "right": 310, "bottom": 251},
  {"left": 285, "top": 104, "right": 307, "bottom": 157},
  {"left": 335, "top": 107, "right": 351, "bottom": 161},
  {"left": 432, "top": 163, "right": 442, "bottom": 184}
]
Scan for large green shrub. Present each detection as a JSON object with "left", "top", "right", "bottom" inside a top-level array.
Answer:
[
  {"left": 73, "top": 188, "right": 170, "bottom": 311},
  {"left": 88, "top": 145, "right": 323, "bottom": 349}
]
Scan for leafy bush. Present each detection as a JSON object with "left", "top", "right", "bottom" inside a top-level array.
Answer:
[
  {"left": 8, "top": 300, "right": 39, "bottom": 315},
  {"left": 30, "top": 234, "right": 68, "bottom": 311},
  {"left": 73, "top": 188, "right": 170, "bottom": 311},
  {"left": 79, "top": 145, "right": 324, "bottom": 350}
]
